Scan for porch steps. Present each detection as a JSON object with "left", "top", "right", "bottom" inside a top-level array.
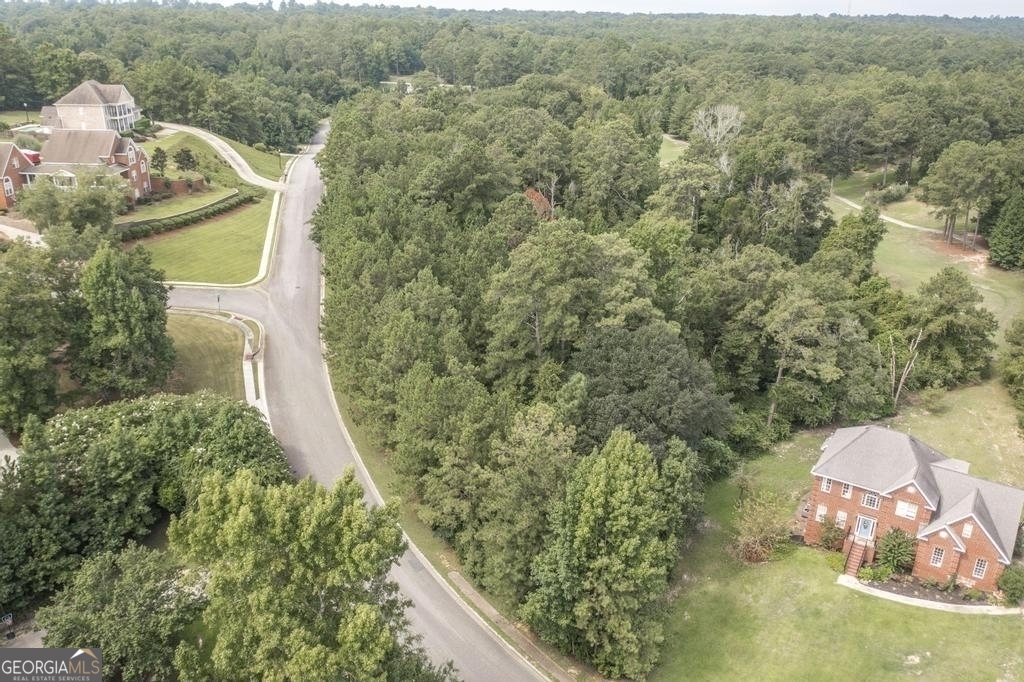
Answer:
[{"left": 845, "top": 540, "right": 867, "bottom": 576}]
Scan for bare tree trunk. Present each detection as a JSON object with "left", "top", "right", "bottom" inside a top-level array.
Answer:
[
  {"left": 891, "top": 330, "right": 922, "bottom": 410},
  {"left": 766, "top": 364, "right": 785, "bottom": 430}
]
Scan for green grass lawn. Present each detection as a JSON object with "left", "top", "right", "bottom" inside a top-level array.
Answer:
[
  {"left": 116, "top": 187, "right": 236, "bottom": 224},
  {"left": 140, "top": 131, "right": 248, "bottom": 189},
  {"left": 659, "top": 135, "right": 687, "bottom": 166},
  {"left": 216, "top": 135, "right": 286, "bottom": 182},
  {"left": 0, "top": 110, "right": 36, "bottom": 127},
  {"left": 130, "top": 198, "right": 271, "bottom": 283},
  {"left": 166, "top": 313, "right": 245, "bottom": 400}
]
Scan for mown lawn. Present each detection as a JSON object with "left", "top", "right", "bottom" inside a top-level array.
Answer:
[
  {"left": 0, "top": 109, "right": 35, "bottom": 127},
  {"left": 216, "top": 134, "right": 286, "bottom": 182},
  {"left": 166, "top": 313, "right": 244, "bottom": 400},
  {"left": 130, "top": 198, "right": 271, "bottom": 283},
  {"left": 140, "top": 131, "right": 248, "bottom": 188},
  {"left": 116, "top": 187, "right": 236, "bottom": 223}
]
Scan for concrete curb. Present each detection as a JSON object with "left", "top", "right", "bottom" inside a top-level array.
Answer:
[
  {"left": 836, "top": 574, "right": 1024, "bottom": 614},
  {"left": 168, "top": 309, "right": 271, "bottom": 431},
  {"left": 0, "top": 224, "right": 44, "bottom": 246}
]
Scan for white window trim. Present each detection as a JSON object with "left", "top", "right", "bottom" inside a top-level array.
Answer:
[
  {"left": 2, "top": 176, "right": 13, "bottom": 197},
  {"left": 962, "top": 522, "right": 973, "bottom": 539},
  {"left": 930, "top": 546, "right": 944, "bottom": 567},
  {"left": 972, "top": 558, "right": 987, "bottom": 580},
  {"left": 815, "top": 504, "right": 827, "bottom": 523},
  {"left": 821, "top": 478, "right": 833, "bottom": 493},
  {"left": 895, "top": 500, "right": 918, "bottom": 520},
  {"left": 841, "top": 483, "right": 852, "bottom": 499},
  {"left": 862, "top": 492, "right": 880, "bottom": 510},
  {"left": 835, "top": 510, "right": 848, "bottom": 528}
]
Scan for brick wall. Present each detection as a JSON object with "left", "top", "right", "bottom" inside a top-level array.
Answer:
[
  {"left": 804, "top": 476, "right": 933, "bottom": 547},
  {"left": 914, "top": 520, "right": 1006, "bottom": 592}
]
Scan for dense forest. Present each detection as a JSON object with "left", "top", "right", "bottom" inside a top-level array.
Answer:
[{"left": 5, "top": 3, "right": 1024, "bottom": 678}]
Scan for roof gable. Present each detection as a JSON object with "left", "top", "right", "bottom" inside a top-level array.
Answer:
[
  {"left": 812, "top": 426, "right": 944, "bottom": 507},
  {"left": 0, "top": 143, "right": 32, "bottom": 176},
  {"left": 41, "top": 130, "right": 120, "bottom": 165},
  {"left": 54, "top": 80, "right": 133, "bottom": 107}
]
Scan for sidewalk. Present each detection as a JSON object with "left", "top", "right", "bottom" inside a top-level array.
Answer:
[{"left": 0, "top": 222, "right": 44, "bottom": 246}]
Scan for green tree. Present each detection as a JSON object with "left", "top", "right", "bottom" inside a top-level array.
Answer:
[
  {"left": 998, "top": 316, "right": 1024, "bottom": 408},
  {"left": 0, "top": 244, "right": 61, "bottom": 433},
  {"left": 151, "top": 146, "right": 168, "bottom": 176},
  {"left": 569, "top": 320, "right": 732, "bottom": 459},
  {"left": 462, "top": 403, "right": 577, "bottom": 603},
  {"left": 75, "top": 244, "right": 175, "bottom": 398},
  {"left": 173, "top": 147, "right": 198, "bottom": 173},
  {"left": 170, "top": 470, "right": 454, "bottom": 681},
  {"left": 987, "top": 192, "right": 1024, "bottom": 269},
  {"left": 484, "top": 219, "right": 657, "bottom": 393},
  {"left": 38, "top": 545, "right": 202, "bottom": 682},
  {"left": 875, "top": 528, "right": 916, "bottom": 573},
  {"left": 910, "top": 266, "right": 997, "bottom": 388},
  {"left": 522, "top": 429, "right": 679, "bottom": 679},
  {"left": 17, "top": 174, "right": 126, "bottom": 233}
]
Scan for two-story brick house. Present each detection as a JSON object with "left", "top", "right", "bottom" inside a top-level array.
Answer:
[
  {"left": 22, "top": 129, "right": 151, "bottom": 202},
  {"left": 804, "top": 426, "right": 1024, "bottom": 592},
  {"left": 0, "top": 143, "right": 34, "bottom": 210}
]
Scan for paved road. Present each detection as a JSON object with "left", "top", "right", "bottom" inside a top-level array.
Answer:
[
  {"left": 169, "top": 129, "right": 544, "bottom": 681},
  {"left": 158, "top": 122, "right": 287, "bottom": 192}
]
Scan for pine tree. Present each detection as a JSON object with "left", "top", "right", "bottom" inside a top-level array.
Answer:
[{"left": 988, "top": 192, "right": 1024, "bottom": 269}]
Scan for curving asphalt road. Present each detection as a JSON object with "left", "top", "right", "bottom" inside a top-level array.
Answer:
[{"left": 168, "top": 128, "right": 544, "bottom": 681}]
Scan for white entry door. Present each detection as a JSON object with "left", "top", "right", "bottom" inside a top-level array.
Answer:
[{"left": 855, "top": 515, "right": 877, "bottom": 540}]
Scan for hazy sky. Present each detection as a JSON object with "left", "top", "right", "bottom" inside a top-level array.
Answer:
[{"left": 359, "top": 1, "right": 1020, "bottom": 17}]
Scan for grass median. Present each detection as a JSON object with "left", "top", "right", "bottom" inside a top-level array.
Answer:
[
  {"left": 131, "top": 198, "right": 271, "bottom": 284},
  {"left": 166, "top": 313, "right": 245, "bottom": 400}
]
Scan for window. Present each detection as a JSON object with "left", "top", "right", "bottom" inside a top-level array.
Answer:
[
  {"left": 12, "top": 157, "right": 18, "bottom": 169},
  {"left": 862, "top": 492, "right": 880, "bottom": 510},
  {"left": 2, "top": 176, "right": 13, "bottom": 197},
  {"left": 131, "top": 170, "right": 137, "bottom": 181},
  {"left": 835, "top": 510, "right": 848, "bottom": 528},
  {"left": 895, "top": 500, "right": 918, "bottom": 520},
  {"left": 128, "top": 146, "right": 136, "bottom": 165},
  {"left": 972, "top": 558, "right": 988, "bottom": 579},
  {"left": 820, "top": 478, "right": 833, "bottom": 493},
  {"left": 141, "top": 160, "right": 147, "bottom": 173},
  {"left": 815, "top": 504, "right": 827, "bottom": 522},
  {"left": 841, "top": 483, "right": 852, "bottom": 499},
  {"left": 930, "top": 546, "right": 944, "bottom": 567},
  {"left": 962, "top": 523, "right": 973, "bottom": 539}
]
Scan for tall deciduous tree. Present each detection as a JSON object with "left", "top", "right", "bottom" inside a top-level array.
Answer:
[
  {"left": 38, "top": 545, "right": 202, "bottom": 682},
  {"left": 0, "top": 244, "right": 61, "bottom": 433},
  {"left": 910, "top": 266, "right": 997, "bottom": 388},
  {"left": 462, "top": 403, "right": 577, "bottom": 603},
  {"left": 75, "top": 244, "right": 175, "bottom": 398},
  {"left": 522, "top": 429, "right": 680, "bottom": 680},
  {"left": 170, "top": 470, "right": 454, "bottom": 681}
]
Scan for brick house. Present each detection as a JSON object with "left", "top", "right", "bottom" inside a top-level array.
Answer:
[
  {"left": 22, "top": 129, "right": 151, "bottom": 202},
  {"left": 804, "top": 425, "right": 1024, "bottom": 592},
  {"left": 0, "top": 142, "right": 34, "bottom": 210},
  {"left": 44, "top": 80, "right": 142, "bottom": 133}
]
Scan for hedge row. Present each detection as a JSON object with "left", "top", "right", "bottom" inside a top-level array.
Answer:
[{"left": 119, "top": 190, "right": 257, "bottom": 241}]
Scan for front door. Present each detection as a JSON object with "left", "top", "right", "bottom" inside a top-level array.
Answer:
[{"left": 855, "top": 515, "right": 877, "bottom": 540}]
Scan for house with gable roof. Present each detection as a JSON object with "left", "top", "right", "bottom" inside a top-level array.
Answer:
[
  {"left": 804, "top": 425, "right": 1024, "bottom": 591},
  {"left": 21, "top": 129, "right": 151, "bottom": 202},
  {"left": 0, "top": 142, "right": 35, "bottom": 210},
  {"left": 43, "top": 80, "right": 142, "bottom": 133}
]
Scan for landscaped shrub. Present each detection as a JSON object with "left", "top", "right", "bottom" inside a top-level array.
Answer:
[
  {"left": 824, "top": 551, "right": 846, "bottom": 573},
  {"left": 857, "top": 565, "right": 893, "bottom": 582},
  {"left": 818, "top": 517, "right": 845, "bottom": 551},
  {"left": 962, "top": 587, "right": 985, "bottom": 602},
  {"left": 875, "top": 528, "right": 916, "bottom": 573},
  {"left": 997, "top": 564, "right": 1024, "bottom": 605},
  {"left": 732, "top": 489, "right": 790, "bottom": 563}
]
